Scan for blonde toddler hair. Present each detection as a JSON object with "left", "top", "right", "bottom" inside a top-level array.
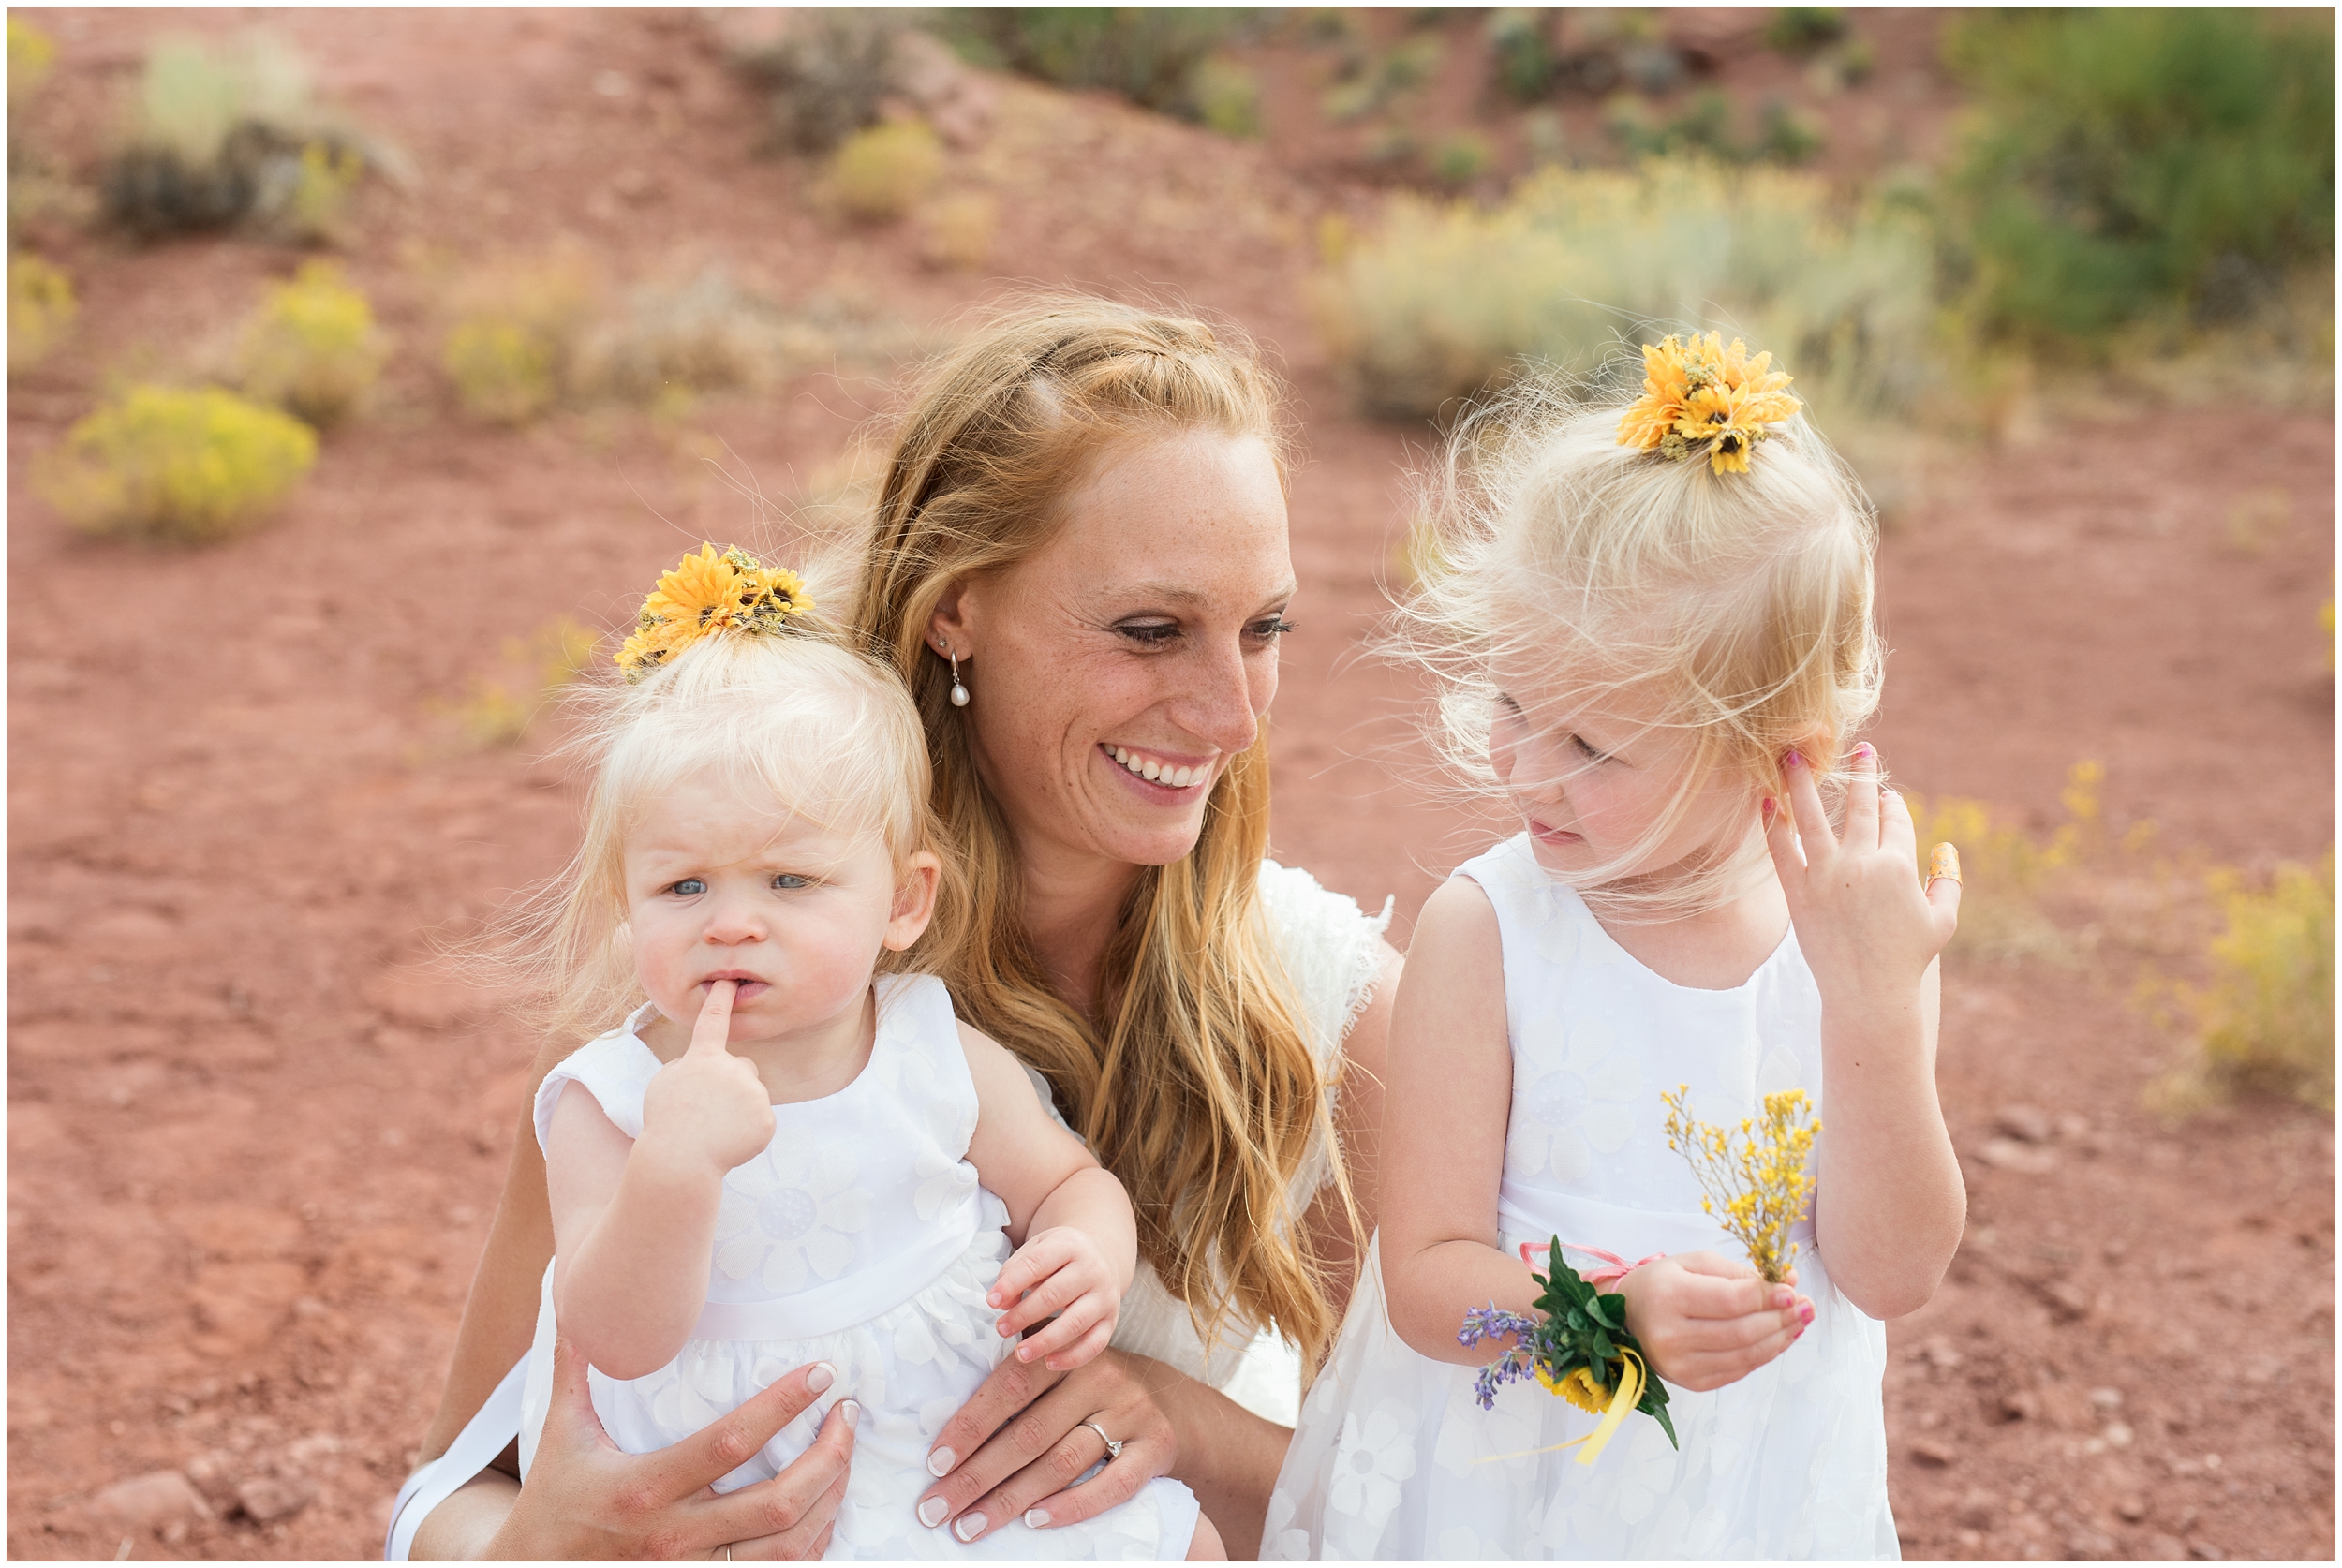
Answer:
[
  {"left": 524, "top": 622, "right": 964, "bottom": 1044},
  {"left": 1400, "top": 368, "right": 1883, "bottom": 918}
]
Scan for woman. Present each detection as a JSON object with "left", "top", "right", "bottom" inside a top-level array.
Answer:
[{"left": 393, "top": 298, "right": 1401, "bottom": 1560}]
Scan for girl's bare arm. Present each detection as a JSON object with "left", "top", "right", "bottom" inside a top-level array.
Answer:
[{"left": 1376, "top": 878, "right": 1539, "bottom": 1364}]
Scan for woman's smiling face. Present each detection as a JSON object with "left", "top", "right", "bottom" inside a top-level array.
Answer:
[{"left": 930, "top": 429, "right": 1295, "bottom": 873}]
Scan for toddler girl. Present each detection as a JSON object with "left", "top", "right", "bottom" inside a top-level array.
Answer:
[
  {"left": 1267, "top": 338, "right": 1964, "bottom": 1560},
  {"left": 511, "top": 545, "right": 1219, "bottom": 1560}
]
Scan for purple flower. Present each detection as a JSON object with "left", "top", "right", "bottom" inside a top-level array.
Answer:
[{"left": 1459, "top": 1303, "right": 1546, "bottom": 1411}]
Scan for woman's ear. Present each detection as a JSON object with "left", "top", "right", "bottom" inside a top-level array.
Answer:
[
  {"left": 884, "top": 851, "right": 942, "bottom": 951},
  {"left": 926, "top": 579, "right": 975, "bottom": 662}
]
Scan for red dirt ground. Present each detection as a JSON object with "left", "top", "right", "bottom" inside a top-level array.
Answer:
[{"left": 8, "top": 10, "right": 2333, "bottom": 1561}]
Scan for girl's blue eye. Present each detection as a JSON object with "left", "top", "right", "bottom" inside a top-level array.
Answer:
[
  {"left": 772, "top": 873, "right": 809, "bottom": 890},
  {"left": 672, "top": 878, "right": 706, "bottom": 895}
]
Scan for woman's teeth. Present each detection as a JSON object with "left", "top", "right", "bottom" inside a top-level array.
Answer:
[{"left": 1108, "top": 747, "right": 1203, "bottom": 789}]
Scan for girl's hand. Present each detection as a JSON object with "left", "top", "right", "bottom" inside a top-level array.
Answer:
[
  {"left": 1617, "top": 1253, "right": 1810, "bottom": 1393},
  {"left": 486, "top": 1334, "right": 855, "bottom": 1560},
  {"left": 1767, "top": 743, "right": 1960, "bottom": 1009},
  {"left": 913, "top": 1349, "right": 1175, "bottom": 1544},
  {"left": 640, "top": 981, "right": 775, "bottom": 1178},
  {"left": 987, "top": 1226, "right": 1124, "bottom": 1371}
]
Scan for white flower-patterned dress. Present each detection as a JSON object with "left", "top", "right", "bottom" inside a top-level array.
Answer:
[
  {"left": 1265, "top": 835, "right": 1897, "bottom": 1561},
  {"left": 515, "top": 973, "right": 1201, "bottom": 1561}
]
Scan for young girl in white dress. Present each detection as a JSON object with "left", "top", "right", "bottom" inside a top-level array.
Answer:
[
  {"left": 509, "top": 545, "right": 1219, "bottom": 1560},
  {"left": 1267, "top": 338, "right": 1966, "bottom": 1560}
]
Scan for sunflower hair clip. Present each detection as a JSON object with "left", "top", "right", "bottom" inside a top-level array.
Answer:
[
  {"left": 1616, "top": 332, "right": 1801, "bottom": 476},
  {"left": 615, "top": 543, "right": 815, "bottom": 683}
]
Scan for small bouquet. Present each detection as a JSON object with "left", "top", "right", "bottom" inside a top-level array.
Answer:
[
  {"left": 1458, "top": 1242, "right": 1677, "bottom": 1465},
  {"left": 1661, "top": 1086, "right": 1819, "bottom": 1284}
]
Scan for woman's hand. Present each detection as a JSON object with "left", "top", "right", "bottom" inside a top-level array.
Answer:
[
  {"left": 912, "top": 1348, "right": 1175, "bottom": 1545},
  {"left": 1617, "top": 1253, "right": 1809, "bottom": 1393},
  {"left": 485, "top": 1335, "right": 855, "bottom": 1561},
  {"left": 1767, "top": 743, "right": 1960, "bottom": 1010}
]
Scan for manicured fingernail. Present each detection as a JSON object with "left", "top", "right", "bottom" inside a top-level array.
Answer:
[
  {"left": 926, "top": 1446, "right": 956, "bottom": 1477},
  {"left": 837, "top": 1399, "right": 861, "bottom": 1427},
  {"left": 1799, "top": 1301, "right": 1815, "bottom": 1325},
  {"left": 1854, "top": 742, "right": 1875, "bottom": 760},
  {"left": 1761, "top": 798, "right": 1775, "bottom": 825},
  {"left": 1026, "top": 1509, "right": 1052, "bottom": 1529},
  {"left": 805, "top": 1362, "right": 836, "bottom": 1395},
  {"left": 917, "top": 1497, "right": 948, "bottom": 1529},
  {"left": 1786, "top": 749, "right": 1804, "bottom": 769},
  {"left": 955, "top": 1513, "right": 986, "bottom": 1543},
  {"left": 1771, "top": 1287, "right": 1793, "bottom": 1309}
]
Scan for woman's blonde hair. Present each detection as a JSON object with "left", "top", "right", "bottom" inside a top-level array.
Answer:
[
  {"left": 1399, "top": 368, "right": 1882, "bottom": 918},
  {"left": 848, "top": 294, "right": 1355, "bottom": 1368},
  {"left": 524, "top": 626, "right": 965, "bottom": 1044}
]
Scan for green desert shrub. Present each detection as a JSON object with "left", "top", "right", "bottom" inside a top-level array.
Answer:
[
  {"left": 1942, "top": 8, "right": 2335, "bottom": 347},
  {"left": 235, "top": 259, "right": 386, "bottom": 427},
  {"left": 7, "top": 252, "right": 77, "bottom": 374},
  {"left": 37, "top": 384, "right": 318, "bottom": 541},
  {"left": 1486, "top": 9, "right": 1557, "bottom": 105},
  {"left": 1314, "top": 158, "right": 1934, "bottom": 438},
  {"left": 938, "top": 7, "right": 1266, "bottom": 126},
  {"left": 100, "top": 33, "right": 384, "bottom": 243},
  {"left": 828, "top": 121, "right": 942, "bottom": 221},
  {"left": 1189, "top": 56, "right": 1262, "bottom": 140},
  {"left": 732, "top": 10, "right": 906, "bottom": 155}
]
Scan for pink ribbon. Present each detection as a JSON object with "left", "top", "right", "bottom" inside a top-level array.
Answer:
[{"left": 1520, "top": 1240, "right": 1666, "bottom": 1290}]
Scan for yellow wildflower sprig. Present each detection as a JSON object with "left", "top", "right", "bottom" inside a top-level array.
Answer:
[
  {"left": 1616, "top": 332, "right": 1801, "bottom": 476},
  {"left": 1661, "top": 1087, "right": 1819, "bottom": 1283},
  {"left": 615, "top": 543, "right": 814, "bottom": 682}
]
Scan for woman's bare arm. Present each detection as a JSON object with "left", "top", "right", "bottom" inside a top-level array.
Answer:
[
  {"left": 419, "top": 1089, "right": 558, "bottom": 1464},
  {"left": 1300, "top": 942, "right": 1400, "bottom": 1316}
]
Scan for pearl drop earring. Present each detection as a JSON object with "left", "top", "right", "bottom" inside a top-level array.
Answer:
[{"left": 948, "top": 649, "right": 969, "bottom": 708}]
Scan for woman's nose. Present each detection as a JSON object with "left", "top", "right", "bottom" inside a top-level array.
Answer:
[{"left": 1176, "top": 634, "right": 1267, "bottom": 756}]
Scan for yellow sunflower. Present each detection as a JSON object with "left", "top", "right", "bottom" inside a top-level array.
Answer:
[
  {"left": 1534, "top": 1362, "right": 1616, "bottom": 1415},
  {"left": 1618, "top": 332, "right": 1801, "bottom": 476},
  {"left": 614, "top": 544, "right": 817, "bottom": 682}
]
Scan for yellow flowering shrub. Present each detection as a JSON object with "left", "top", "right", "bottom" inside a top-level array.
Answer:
[
  {"left": 828, "top": 121, "right": 941, "bottom": 221},
  {"left": 7, "top": 253, "right": 77, "bottom": 374},
  {"left": 440, "top": 253, "right": 598, "bottom": 425},
  {"left": 7, "top": 16, "right": 56, "bottom": 102},
  {"left": 37, "top": 384, "right": 318, "bottom": 542},
  {"left": 440, "top": 616, "right": 602, "bottom": 748},
  {"left": 1904, "top": 760, "right": 2112, "bottom": 962},
  {"left": 2159, "top": 852, "right": 2335, "bottom": 1113},
  {"left": 236, "top": 259, "right": 386, "bottom": 428}
]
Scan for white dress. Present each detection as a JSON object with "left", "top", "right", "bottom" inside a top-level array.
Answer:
[
  {"left": 1265, "top": 835, "right": 1896, "bottom": 1561},
  {"left": 515, "top": 973, "right": 1202, "bottom": 1560},
  {"left": 382, "top": 859, "right": 1392, "bottom": 1561}
]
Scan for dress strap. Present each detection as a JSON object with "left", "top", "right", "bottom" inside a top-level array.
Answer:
[
  {"left": 382, "top": 1355, "right": 526, "bottom": 1560},
  {"left": 691, "top": 1192, "right": 987, "bottom": 1341}
]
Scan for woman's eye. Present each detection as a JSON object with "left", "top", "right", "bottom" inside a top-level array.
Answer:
[
  {"left": 1117, "top": 621, "right": 1181, "bottom": 646},
  {"left": 771, "top": 873, "right": 809, "bottom": 890},
  {"left": 1248, "top": 615, "right": 1297, "bottom": 641},
  {"left": 670, "top": 878, "right": 706, "bottom": 896}
]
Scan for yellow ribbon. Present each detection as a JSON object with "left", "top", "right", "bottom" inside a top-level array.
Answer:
[{"left": 1472, "top": 1349, "right": 1650, "bottom": 1469}]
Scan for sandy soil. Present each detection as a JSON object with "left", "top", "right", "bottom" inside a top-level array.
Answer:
[{"left": 7, "top": 9, "right": 2333, "bottom": 1561}]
